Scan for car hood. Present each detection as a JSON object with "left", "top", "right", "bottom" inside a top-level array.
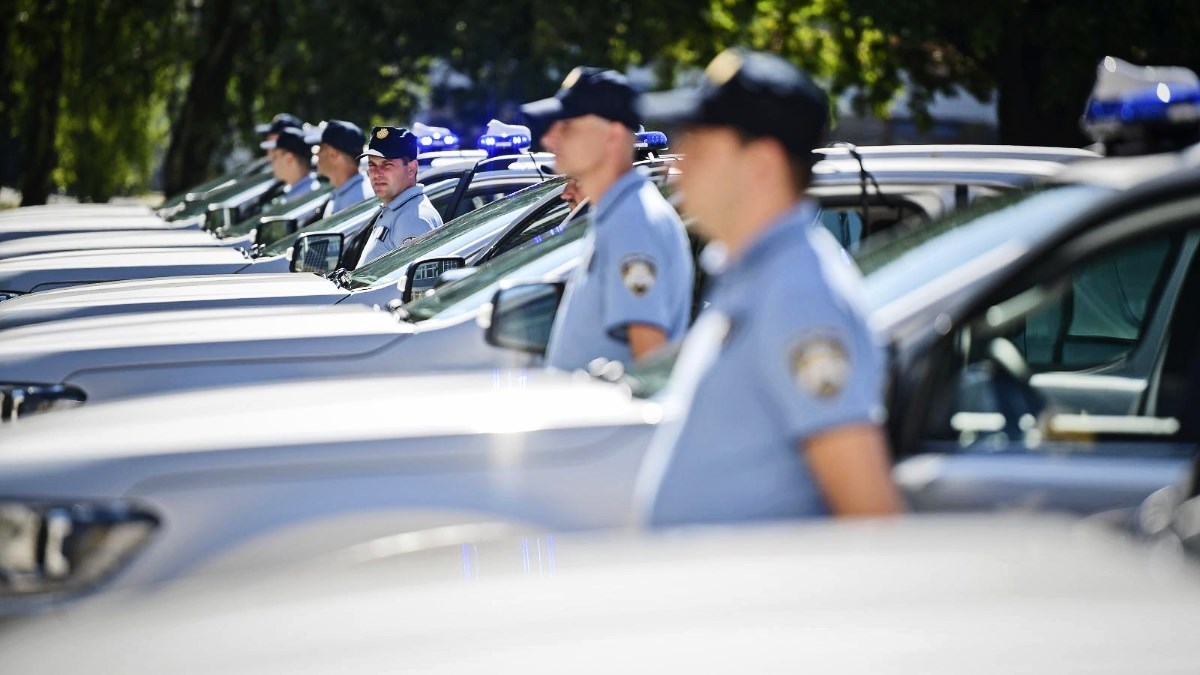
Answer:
[
  {"left": 0, "top": 272, "right": 345, "bottom": 329},
  {"left": 0, "top": 304, "right": 412, "bottom": 382},
  {"left": 0, "top": 215, "right": 177, "bottom": 241},
  {"left": 0, "top": 247, "right": 252, "bottom": 293},
  {"left": 0, "top": 229, "right": 227, "bottom": 260},
  {"left": 1, "top": 516, "right": 1197, "bottom": 674},
  {"left": 0, "top": 370, "right": 657, "bottom": 494},
  {"left": 0, "top": 204, "right": 154, "bottom": 221}
]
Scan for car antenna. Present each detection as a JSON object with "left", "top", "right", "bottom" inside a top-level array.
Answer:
[{"left": 829, "top": 142, "right": 881, "bottom": 236}]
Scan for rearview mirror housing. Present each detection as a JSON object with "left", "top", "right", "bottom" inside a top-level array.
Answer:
[
  {"left": 403, "top": 256, "right": 466, "bottom": 303},
  {"left": 485, "top": 281, "right": 566, "bottom": 355},
  {"left": 290, "top": 232, "right": 345, "bottom": 275}
]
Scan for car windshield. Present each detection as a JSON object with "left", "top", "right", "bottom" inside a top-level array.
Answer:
[
  {"left": 222, "top": 184, "right": 333, "bottom": 238},
  {"left": 258, "top": 197, "right": 381, "bottom": 258},
  {"left": 167, "top": 172, "right": 277, "bottom": 220},
  {"left": 857, "top": 184, "right": 1114, "bottom": 312},
  {"left": 347, "top": 176, "right": 566, "bottom": 290},
  {"left": 403, "top": 215, "right": 588, "bottom": 322}
]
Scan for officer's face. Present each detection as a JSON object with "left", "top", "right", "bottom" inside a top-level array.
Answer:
[
  {"left": 676, "top": 126, "right": 749, "bottom": 242},
  {"left": 315, "top": 144, "right": 347, "bottom": 179},
  {"left": 366, "top": 155, "right": 417, "bottom": 202},
  {"left": 540, "top": 116, "right": 609, "bottom": 182}
]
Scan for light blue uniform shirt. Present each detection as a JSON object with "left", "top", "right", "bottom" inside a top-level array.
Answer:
[
  {"left": 545, "top": 168, "right": 694, "bottom": 371},
  {"left": 636, "top": 200, "right": 885, "bottom": 527},
  {"left": 328, "top": 171, "right": 373, "bottom": 215},
  {"left": 281, "top": 173, "right": 319, "bottom": 203},
  {"left": 358, "top": 183, "right": 443, "bottom": 265}
]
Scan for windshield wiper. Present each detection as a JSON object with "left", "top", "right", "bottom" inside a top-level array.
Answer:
[{"left": 326, "top": 267, "right": 352, "bottom": 290}]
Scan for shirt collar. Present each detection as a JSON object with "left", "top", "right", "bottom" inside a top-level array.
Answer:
[
  {"left": 592, "top": 168, "right": 647, "bottom": 226},
  {"left": 385, "top": 183, "right": 424, "bottom": 211},
  {"left": 283, "top": 173, "right": 317, "bottom": 194},
  {"left": 334, "top": 172, "right": 365, "bottom": 198},
  {"left": 723, "top": 199, "right": 820, "bottom": 275}
]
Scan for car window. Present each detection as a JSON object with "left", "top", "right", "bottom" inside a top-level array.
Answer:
[
  {"left": 925, "top": 230, "right": 1195, "bottom": 455},
  {"left": 859, "top": 185, "right": 1113, "bottom": 312},
  {"left": 259, "top": 197, "right": 383, "bottom": 258},
  {"left": 451, "top": 178, "right": 543, "bottom": 219},
  {"left": 402, "top": 215, "right": 588, "bottom": 322},
  {"left": 347, "top": 177, "right": 566, "bottom": 290}
]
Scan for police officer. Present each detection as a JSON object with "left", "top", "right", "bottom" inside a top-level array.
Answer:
[
  {"left": 259, "top": 126, "right": 319, "bottom": 203},
  {"left": 255, "top": 112, "right": 304, "bottom": 141},
  {"left": 521, "top": 68, "right": 694, "bottom": 371},
  {"left": 633, "top": 49, "right": 903, "bottom": 527},
  {"left": 357, "top": 126, "right": 443, "bottom": 265},
  {"left": 305, "top": 120, "right": 373, "bottom": 215}
]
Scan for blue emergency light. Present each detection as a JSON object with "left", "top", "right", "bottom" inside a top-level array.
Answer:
[
  {"left": 412, "top": 123, "right": 461, "bottom": 151},
  {"left": 477, "top": 120, "right": 533, "bottom": 157},
  {"left": 1082, "top": 57, "right": 1200, "bottom": 143},
  {"left": 635, "top": 130, "right": 669, "bottom": 150}
]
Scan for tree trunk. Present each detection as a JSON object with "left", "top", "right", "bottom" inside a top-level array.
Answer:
[
  {"left": 17, "top": 0, "right": 69, "bottom": 206},
  {"left": 993, "top": 18, "right": 1088, "bottom": 147},
  {"left": 161, "top": 0, "right": 252, "bottom": 196}
]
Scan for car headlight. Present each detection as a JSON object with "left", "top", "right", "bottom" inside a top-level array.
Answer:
[
  {"left": 0, "top": 499, "right": 159, "bottom": 599},
  {"left": 0, "top": 383, "right": 86, "bottom": 422}
]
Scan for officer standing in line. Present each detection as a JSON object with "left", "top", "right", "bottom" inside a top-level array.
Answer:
[
  {"left": 357, "top": 126, "right": 443, "bottom": 265},
  {"left": 305, "top": 120, "right": 374, "bottom": 215},
  {"left": 634, "top": 49, "right": 903, "bottom": 527},
  {"left": 521, "top": 68, "right": 694, "bottom": 371},
  {"left": 259, "top": 127, "right": 319, "bottom": 203}
]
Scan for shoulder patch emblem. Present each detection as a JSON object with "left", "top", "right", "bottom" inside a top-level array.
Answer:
[
  {"left": 376, "top": 128, "right": 389, "bottom": 139},
  {"left": 790, "top": 337, "right": 850, "bottom": 398},
  {"left": 620, "top": 254, "right": 657, "bottom": 297}
]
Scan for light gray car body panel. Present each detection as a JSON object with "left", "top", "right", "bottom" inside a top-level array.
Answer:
[
  {"left": 0, "top": 371, "right": 661, "bottom": 595},
  {"left": 2, "top": 516, "right": 1197, "bottom": 674}
]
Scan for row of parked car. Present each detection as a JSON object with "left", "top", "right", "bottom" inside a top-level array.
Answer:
[{"left": 2, "top": 57, "right": 1200, "bottom": 669}]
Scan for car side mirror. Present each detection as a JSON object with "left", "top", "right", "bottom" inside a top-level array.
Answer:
[
  {"left": 290, "top": 232, "right": 344, "bottom": 274},
  {"left": 485, "top": 281, "right": 566, "bottom": 355},
  {"left": 403, "top": 256, "right": 466, "bottom": 303},
  {"left": 255, "top": 216, "right": 298, "bottom": 248}
]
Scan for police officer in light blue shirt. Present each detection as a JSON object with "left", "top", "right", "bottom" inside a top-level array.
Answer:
[
  {"left": 305, "top": 120, "right": 374, "bottom": 215},
  {"left": 522, "top": 67, "right": 694, "bottom": 371},
  {"left": 259, "top": 127, "right": 319, "bottom": 203},
  {"left": 357, "top": 126, "right": 443, "bottom": 265},
  {"left": 634, "top": 49, "right": 903, "bottom": 527}
]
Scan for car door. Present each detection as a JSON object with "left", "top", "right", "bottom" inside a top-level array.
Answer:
[{"left": 893, "top": 191, "right": 1200, "bottom": 515}]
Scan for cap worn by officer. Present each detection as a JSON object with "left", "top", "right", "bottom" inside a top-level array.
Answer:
[
  {"left": 639, "top": 48, "right": 829, "bottom": 157},
  {"left": 520, "top": 67, "right": 640, "bottom": 132},
  {"left": 358, "top": 126, "right": 420, "bottom": 161},
  {"left": 255, "top": 112, "right": 304, "bottom": 137},
  {"left": 304, "top": 120, "right": 366, "bottom": 159},
  {"left": 259, "top": 126, "right": 312, "bottom": 160}
]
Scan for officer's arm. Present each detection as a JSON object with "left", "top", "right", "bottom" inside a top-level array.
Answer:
[
  {"left": 803, "top": 424, "right": 904, "bottom": 516},
  {"left": 627, "top": 324, "right": 668, "bottom": 360}
]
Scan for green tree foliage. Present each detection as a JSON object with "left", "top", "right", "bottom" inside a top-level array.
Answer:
[{"left": 6, "top": 0, "right": 1200, "bottom": 203}]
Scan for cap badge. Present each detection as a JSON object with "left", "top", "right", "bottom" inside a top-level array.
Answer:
[
  {"left": 562, "top": 67, "right": 584, "bottom": 90},
  {"left": 376, "top": 128, "right": 389, "bottom": 140},
  {"left": 620, "top": 254, "right": 658, "bottom": 297},
  {"left": 790, "top": 336, "right": 850, "bottom": 398},
  {"left": 706, "top": 50, "right": 743, "bottom": 86}
]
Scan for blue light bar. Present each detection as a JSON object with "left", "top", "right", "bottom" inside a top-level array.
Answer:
[
  {"left": 1085, "top": 83, "right": 1200, "bottom": 126},
  {"left": 411, "top": 122, "right": 461, "bottom": 151},
  {"left": 1082, "top": 57, "right": 1200, "bottom": 143},
  {"left": 477, "top": 119, "right": 533, "bottom": 157},
  {"left": 635, "top": 130, "right": 669, "bottom": 151}
]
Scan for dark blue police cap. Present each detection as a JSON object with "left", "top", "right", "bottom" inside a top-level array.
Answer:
[
  {"left": 255, "top": 113, "right": 304, "bottom": 137},
  {"left": 639, "top": 49, "right": 829, "bottom": 157},
  {"left": 304, "top": 120, "right": 366, "bottom": 159},
  {"left": 521, "top": 67, "right": 640, "bottom": 131},
  {"left": 358, "top": 126, "right": 419, "bottom": 161},
  {"left": 259, "top": 127, "right": 312, "bottom": 159}
]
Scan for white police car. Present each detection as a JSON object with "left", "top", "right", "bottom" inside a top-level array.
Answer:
[
  {"left": 0, "top": 150, "right": 557, "bottom": 301},
  {"left": 0, "top": 153, "right": 1077, "bottom": 416}
]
